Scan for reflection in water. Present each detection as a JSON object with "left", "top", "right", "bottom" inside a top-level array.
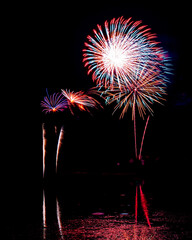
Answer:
[
  {"left": 139, "top": 185, "right": 151, "bottom": 228},
  {"left": 43, "top": 190, "right": 46, "bottom": 240},
  {"left": 42, "top": 190, "right": 64, "bottom": 240},
  {"left": 40, "top": 178, "right": 192, "bottom": 239},
  {"left": 56, "top": 198, "right": 64, "bottom": 240},
  {"left": 135, "top": 185, "right": 138, "bottom": 225},
  {"left": 42, "top": 183, "right": 153, "bottom": 239},
  {"left": 40, "top": 210, "right": 192, "bottom": 239},
  {"left": 54, "top": 217, "right": 157, "bottom": 239},
  {"left": 135, "top": 184, "right": 151, "bottom": 227}
]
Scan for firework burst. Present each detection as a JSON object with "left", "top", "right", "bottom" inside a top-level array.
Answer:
[
  {"left": 96, "top": 65, "right": 168, "bottom": 158},
  {"left": 83, "top": 16, "right": 169, "bottom": 88},
  {"left": 97, "top": 66, "right": 167, "bottom": 120},
  {"left": 41, "top": 92, "right": 68, "bottom": 113},
  {"left": 61, "top": 89, "right": 101, "bottom": 114}
]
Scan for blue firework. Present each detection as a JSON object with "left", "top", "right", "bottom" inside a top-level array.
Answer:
[{"left": 41, "top": 92, "right": 68, "bottom": 113}]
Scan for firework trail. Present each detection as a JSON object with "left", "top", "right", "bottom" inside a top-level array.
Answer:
[
  {"left": 139, "top": 115, "right": 150, "bottom": 160},
  {"left": 56, "top": 126, "right": 64, "bottom": 173},
  {"left": 42, "top": 124, "right": 46, "bottom": 178},
  {"left": 139, "top": 185, "right": 151, "bottom": 228},
  {"left": 61, "top": 89, "right": 101, "bottom": 114},
  {"left": 41, "top": 91, "right": 68, "bottom": 113},
  {"left": 83, "top": 16, "right": 170, "bottom": 89},
  {"left": 133, "top": 103, "right": 138, "bottom": 159}
]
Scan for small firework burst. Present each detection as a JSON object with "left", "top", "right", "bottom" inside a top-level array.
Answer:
[
  {"left": 41, "top": 92, "right": 68, "bottom": 113},
  {"left": 61, "top": 89, "right": 101, "bottom": 114}
]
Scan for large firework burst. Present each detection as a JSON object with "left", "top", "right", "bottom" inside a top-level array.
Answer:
[
  {"left": 94, "top": 64, "right": 168, "bottom": 159},
  {"left": 83, "top": 16, "right": 169, "bottom": 88},
  {"left": 102, "top": 66, "right": 167, "bottom": 120}
]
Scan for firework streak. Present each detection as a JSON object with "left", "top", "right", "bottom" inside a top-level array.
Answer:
[
  {"left": 42, "top": 124, "right": 46, "bottom": 178},
  {"left": 56, "top": 126, "right": 64, "bottom": 173},
  {"left": 139, "top": 115, "right": 150, "bottom": 160}
]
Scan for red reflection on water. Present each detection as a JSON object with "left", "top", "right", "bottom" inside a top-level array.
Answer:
[
  {"left": 135, "top": 185, "right": 138, "bottom": 224},
  {"left": 92, "top": 212, "right": 105, "bottom": 216},
  {"left": 139, "top": 185, "right": 151, "bottom": 228},
  {"left": 56, "top": 198, "right": 64, "bottom": 240},
  {"left": 61, "top": 218, "right": 155, "bottom": 239}
]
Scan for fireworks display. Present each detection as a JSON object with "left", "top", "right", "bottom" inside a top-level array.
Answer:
[
  {"left": 83, "top": 16, "right": 170, "bottom": 89},
  {"left": 40, "top": 15, "right": 171, "bottom": 230},
  {"left": 41, "top": 89, "right": 101, "bottom": 178},
  {"left": 41, "top": 92, "right": 68, "bottom": 113}
]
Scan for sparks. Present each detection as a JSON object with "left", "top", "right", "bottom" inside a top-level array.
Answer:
[{"left": 98, "top": 66, "right": 167, "bottom": 120}]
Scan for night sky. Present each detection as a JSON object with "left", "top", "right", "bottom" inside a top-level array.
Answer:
[
  {"left": 10, "top": 1, "right": 192, "bottom": 213},
  {"left": 38, "top": 2, "right": 191, "bottom": 167}
]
